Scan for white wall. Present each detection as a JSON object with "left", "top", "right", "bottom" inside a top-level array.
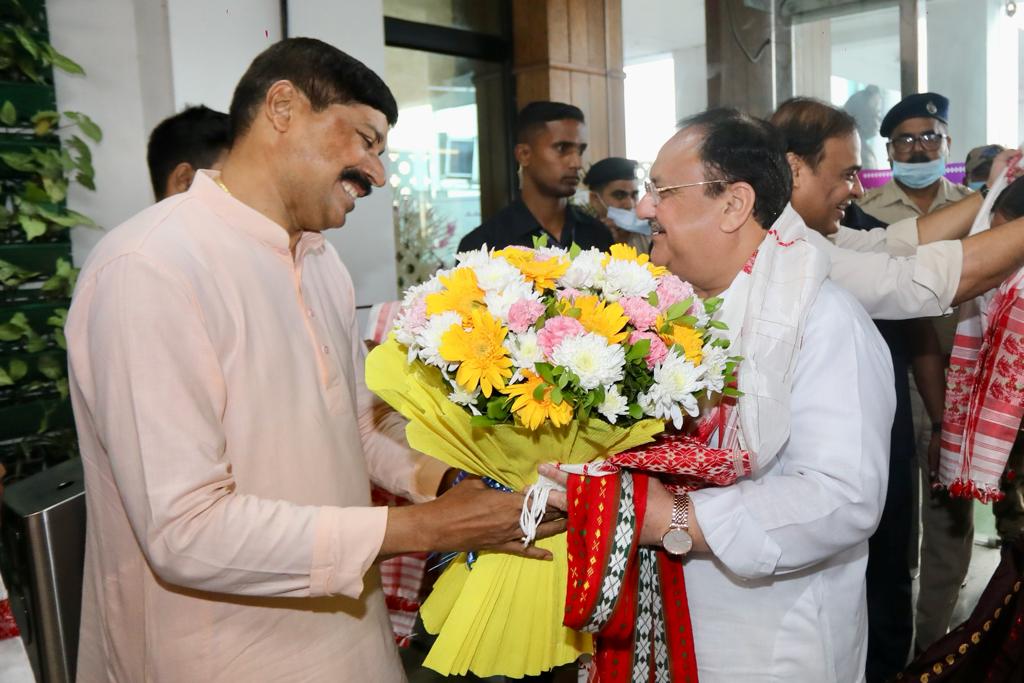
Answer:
[
  {"left": 289, "top": 0, "right": 399, "bottom": 308},
  {"left": 48, "top": 0, "right": 398, "bottom": 311},
  {"left": 167, "top": 0, "right": 281, "bottom": 112},
  {"left": 48, "top": 0, "right": 176, "bottom": 265}
]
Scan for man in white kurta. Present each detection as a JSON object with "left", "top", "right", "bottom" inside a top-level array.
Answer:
[{"left": 633, "top": 110, "right": 893, "bottom": 681}]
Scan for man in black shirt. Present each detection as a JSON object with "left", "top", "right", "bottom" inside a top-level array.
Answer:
[{"left": 458, "top": 101, "right": 613, "bottom": 252}]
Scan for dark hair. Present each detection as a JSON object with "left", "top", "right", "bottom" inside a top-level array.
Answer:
[
  {"left": 994, "top": 176, "right": 1024, "bottom": 222},
  {"left": 229, "top": 37, "right": 398, "bottom": 139},
  {"left": 679, "top": 108, "right": 791, "bottom": 228},
  {"left": 583, "top": 157, "right": 637, "bottom": 191},
  {"left": 769, "top": 97, "right": 858, "bottom": 169},
  {"left": 516, "top": 101, "right": 585, "bottom": 143},
  {"left": 147, "top": 105, "right": 231, "bottom": 200}
]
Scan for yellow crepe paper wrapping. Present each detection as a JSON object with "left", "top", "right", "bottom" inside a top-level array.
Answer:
[{"left": 366, "top": 336, "right": 663, "bottom": 678}]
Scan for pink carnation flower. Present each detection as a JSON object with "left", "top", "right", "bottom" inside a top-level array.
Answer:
[
  {"left": 507, "top": 298, "right": 545, "bottom": 334},
  {"left": 557, "top": 287, "right": 585, "bottom": 302},
  {"left": 655, "top": 275, "right": 694, "bottom": 313},
  {"left": 404, "top": 296, "right": 428, "bottom": 331},
  {"left": 620, "top": 297, "right": 660, "bottom": 331},
  {"left": 537, "top": 316, "right": 585, "bottom": 359},
  {"left": 629, "top": 330, "right": 669, "bottom": 369}
]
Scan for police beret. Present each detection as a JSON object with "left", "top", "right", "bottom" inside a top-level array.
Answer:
[
  {"left": 880, "top": 93, "right": 949, "bottom": 138},
  {"left": 583, "top": 157, "right": 638, "bottom": 189}
]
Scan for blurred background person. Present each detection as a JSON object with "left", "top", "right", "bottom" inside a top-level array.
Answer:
[{"left": 582, "top": 156, "right": 649, "bottom": 253}]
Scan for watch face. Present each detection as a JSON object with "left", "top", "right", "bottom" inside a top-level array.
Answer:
[{"left": 662, "top": 528, "right": 693, "bottom": 556}]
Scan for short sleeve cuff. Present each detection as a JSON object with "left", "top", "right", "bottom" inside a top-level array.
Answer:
[
  {"left": 886, "top": 217, "right": 920, "bottom": 255},
  {"left": 309, "top": 505, "right": 388, "bottom": 598},
  {"left": 689, "top": 487, "right": 781, "bottom": 580}
]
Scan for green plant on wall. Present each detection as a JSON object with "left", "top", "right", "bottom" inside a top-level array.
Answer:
[{"left": 0, "top": 0, "right": 99, "bottom": 483}]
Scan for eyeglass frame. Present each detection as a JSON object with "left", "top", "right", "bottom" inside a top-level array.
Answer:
[
  {"left": 887, "top": 131, "right": 949, "bottom": 154},
  {"left": 643, "top": 178, "right": 730, "bottom": 206}
]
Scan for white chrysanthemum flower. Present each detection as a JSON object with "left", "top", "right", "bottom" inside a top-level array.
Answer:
[
  {"left": 483, "top": 279, "right": 539, "bottom": 320},
  {"left": 414, "top": 311, "right": 463, "bottom": 367},
  {"left": 551, "top": 331, "right": 626, "bottom": 390},
  {"left": 601, "top": 259, "right": 658, "bottom": 301},
  {"left": 473, "top": 256, "right": 526, "bottom": 294},
  {"left": 449, "top": 386, "right": 482, "bottom": 415},
  {"left": 597, "top": 384, "right": 629, "bottom": 424},
  {"left": 535, "top": 245, "right": 570, "bottom": 261},
  {"left": 560, "top": 248, "right": 605, "bottom": 290},
  {"left": 505, "top": 330, "right": 546, "bottom": 376},
  {"left": 455, "top": 246, "right": 492, "bottom": 269},
  {"left": 639, "top": 349, "right": 706, "bottom": 428},
  {"left": 701, "top": 344, "right": 730, "bottom": 394}
]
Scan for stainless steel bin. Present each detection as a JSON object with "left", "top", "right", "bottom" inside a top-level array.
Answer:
[{"left": 1, "top": 458, "right": 85, "bottom": 683}]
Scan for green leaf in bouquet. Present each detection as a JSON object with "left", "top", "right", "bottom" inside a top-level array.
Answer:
[
  {"left": 531, "top": 233, "right": 549, "bottom": 249},
  {"left": 18, "top": 214, "right": 46, "bottom": 240},
  {"left": 723, "top": 387, "right": 743, "bottom": 398},
  {"left": 532, "top": 383, "right": 547, "bottom": 401},
  {"left": 707, "top": 320, "right": 729, "bottom": 330},
  {"left": 565, "top": 306, "right": 581, "bottom": 319},
  {"left": 626, "top": 337, "right": 650, "bottom": 362},
  {"left": 628, "top": 403, "right": 643, "bottom": 419},
  {"left": 703, "top": 296, "right": 723, "bottom": 314},
  {"left": 64, "top": 111, "right": 102, "bottom": 142},
  {"left": 663, "top": 299, "right": 691, "bottom": 321},
  {"left": 550, "top": 386, "right": 563, "bottom": 405},
  {"left": 469, "top": 414, "right": 498, "bottom": 427},
  {"left": 556, "top": 372, "right": 569, "bottom": 389},
  {"left": 0, "top": 100, "right": 16, "bottom": 126},
  {"left": 485, "top": 395, "right": 509, "bottom": 420},
  {"left": 535, "top": 362, "right": 555, "bottom": 385},
  {"left": 710, "top": 338, "right": 730, "bottom": 349},
  {"left": 647, "top": 291, "right": 659, "bottom": 307},
  {"left": 678, "top": 314, "right": 698, "bottom": 327},
  {"left": 568, "top": 242, "right": 582, "bottom": 259}
]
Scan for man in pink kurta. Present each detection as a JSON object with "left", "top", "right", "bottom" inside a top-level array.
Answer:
[{"left": 67, "top": 39, "right": 556, "bottom": 682}]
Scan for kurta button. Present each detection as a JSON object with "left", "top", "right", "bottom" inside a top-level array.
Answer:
[
  {"left": 307, "top": 309, "right": 315, "bottom": 318},
  {"left": 321, "top": 345, "right": 329, "bottom": 354}
]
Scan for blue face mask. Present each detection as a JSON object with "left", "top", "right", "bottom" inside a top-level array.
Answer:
[
  {"left": 967, "top": 180, "right": 986, "bottom": 192},
  {"left": 606, "top": 206, "right": 651, "bottom": 235},
  {"left": 892, "top": 157, "right": 947, "bottom": 189}
]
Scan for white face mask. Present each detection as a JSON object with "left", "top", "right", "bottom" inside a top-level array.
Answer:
[{"left": 606, "top": 206, "right": 651, "bottom": 235}]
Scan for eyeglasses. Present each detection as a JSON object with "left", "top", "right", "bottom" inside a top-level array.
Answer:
[
  {"left": 889, "top": 132, "right": 948, "bottom": 154},
  {"left": 643, "top": 178, "right": 729, "bottom": 206}
]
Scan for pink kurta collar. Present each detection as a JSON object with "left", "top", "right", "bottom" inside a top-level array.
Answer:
[{"left": 191, "top": 170, "right": 325, "bottom": 257}]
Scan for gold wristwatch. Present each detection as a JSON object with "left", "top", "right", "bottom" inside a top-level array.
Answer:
[{"left": 661, "top": 493, "right": 693, "bottom": 556}]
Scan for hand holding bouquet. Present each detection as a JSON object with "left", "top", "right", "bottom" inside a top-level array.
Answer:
[{"left": 366, "top": 240, "right": 737, "bottom": 677}]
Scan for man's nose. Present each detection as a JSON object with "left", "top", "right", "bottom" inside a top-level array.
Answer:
[
  {"left": 637, "top": 193, "right": 655, "bottom": 219},
  {"left": 851, "top": 173, "right": 864, "bottom": 199},
  {"left": 364, "top": 154, "right": 386, "bottom": 187}
]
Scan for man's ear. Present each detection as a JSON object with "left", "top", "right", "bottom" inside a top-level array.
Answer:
[
  {"left": 720, "top": 182, "right": 756, "bottom": 234},
  {"left": 164, "top": 162, "right": 196, "bottom": 198},
  {"left": 786, "top": 152, "right": 805, "bottom": 189},
  {"left": 514, "top": 142, "right": 531, "bottom": 168},
  {"left": 264, "top": 79, "right": 299, "bottom": 132}
]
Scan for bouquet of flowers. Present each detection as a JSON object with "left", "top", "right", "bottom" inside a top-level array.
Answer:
[{"left": 365, "top": 240, "right": 738, "bottom": 677}]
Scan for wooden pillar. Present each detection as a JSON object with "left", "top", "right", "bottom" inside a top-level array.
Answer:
[
  {"left": 511, "top": 0, "right": 626, "bottom": 161},
  {"left": 705, "top": 0, "right": 791, "bottom": 118}
]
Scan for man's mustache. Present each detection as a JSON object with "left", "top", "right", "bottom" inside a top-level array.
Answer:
[
  {"left": 906, "top": 153, "right": 933, "bottom": 164},
  {"left": 340, "top": 169, "right": 372, "bottom": 197}
]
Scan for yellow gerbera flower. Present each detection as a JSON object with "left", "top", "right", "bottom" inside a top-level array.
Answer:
[
  {"left": 662, "top": 323, "right": 704, "bottom": 365},
  {"left": 571, "top": 295, "right": 629, "bottom": 345},
  {"left": 518, "top": 256, "right": 570, "bottom": 291},
  {"left": 502, "top": 370, "right": 574, "bottom": 430},
  {"left": 493, "top": 247, "right": 534, "bottom": 269},
  {"left": 603, "top": 242, "right": 667, "bottom": 277},
  {"left": 439, "top": 307, "right": 513, "bottom": 397},
  {"left": 426, "top": 268, "right": 484, "bottom": 319}
]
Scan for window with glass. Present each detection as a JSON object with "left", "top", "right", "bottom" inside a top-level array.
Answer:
[{"left": 383, "top": 1, "right": 512, "bottom": 291}]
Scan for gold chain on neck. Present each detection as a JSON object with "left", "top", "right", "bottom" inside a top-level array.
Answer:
[{"left": 214, "top": 175, "right": 233, "bottom": 197}]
